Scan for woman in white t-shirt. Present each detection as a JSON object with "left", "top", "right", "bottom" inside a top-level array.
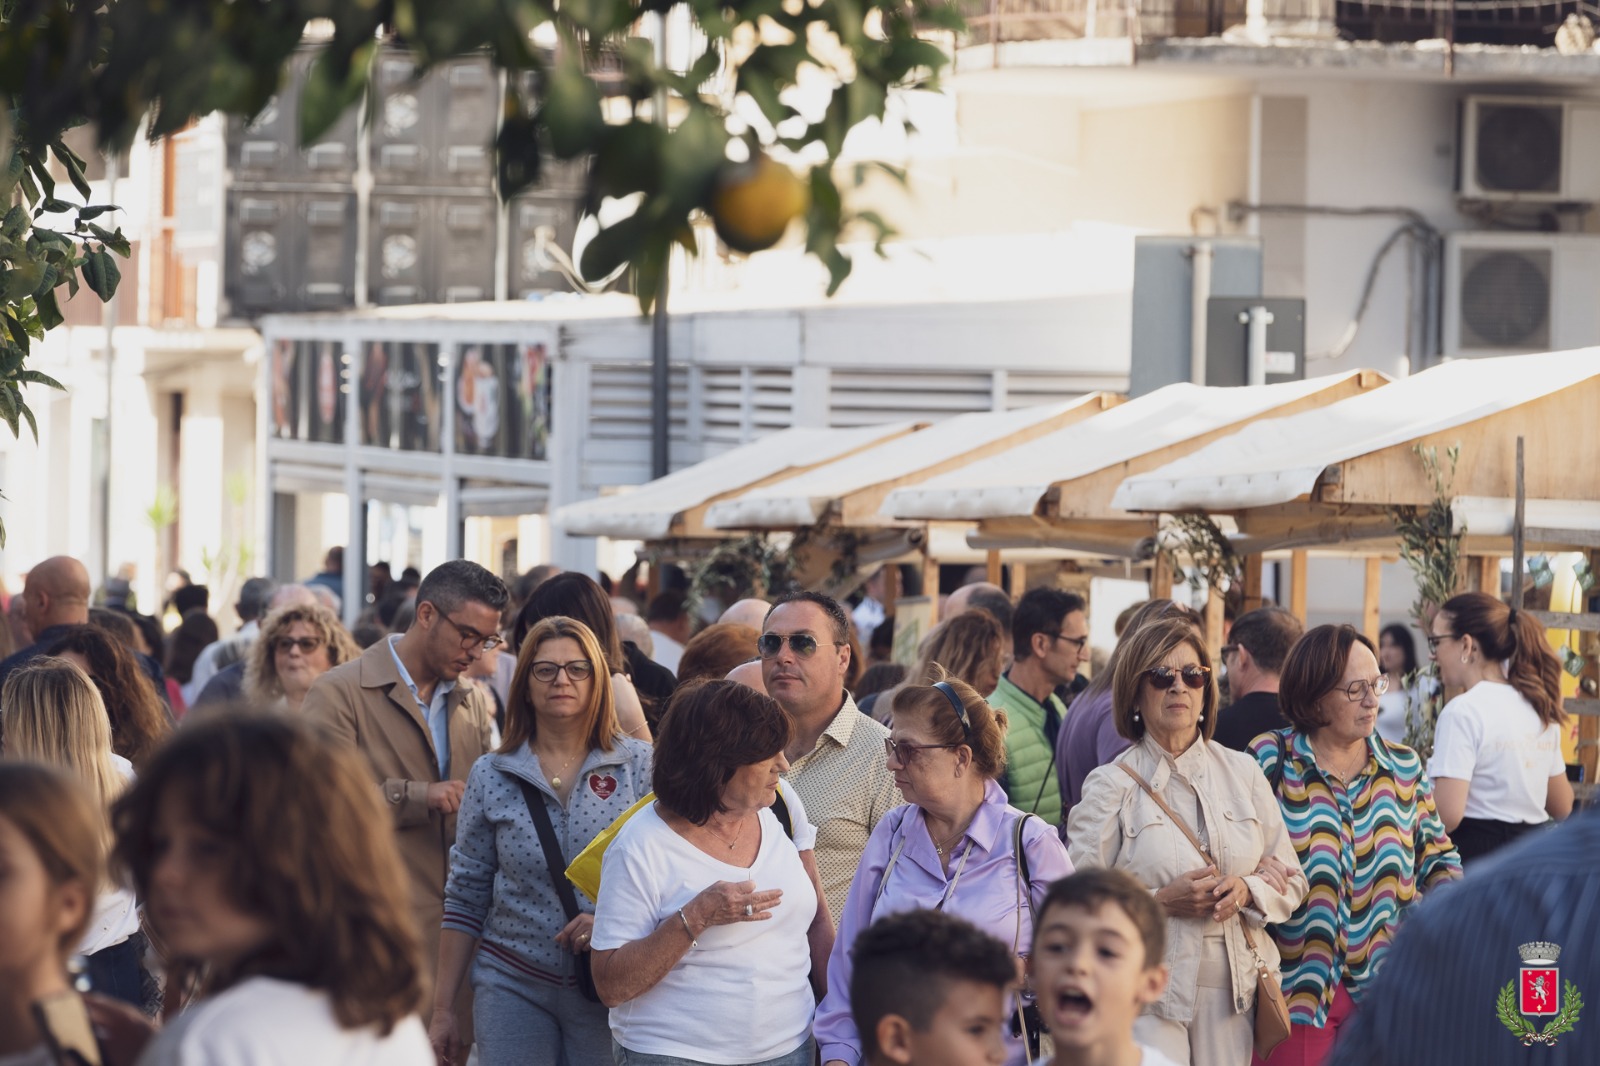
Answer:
[
  {"left": 1426, "top": 592, "right": 1573, "bottom": 864},
  {"left": 2, "top": 659, "right": 145, "bottom": 1010},
  {"left": 111, "top": 715, "right": 433, "bottom": 1065},
  {"left": 592, "top": 680, "right": 834, "bottom": 1066}
]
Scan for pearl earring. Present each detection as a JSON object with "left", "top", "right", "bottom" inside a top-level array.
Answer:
[
  {"left": 1133, "top": 712, "right": 1141, "bottom": 721},
  {"left": 1461, "top": 652, "right": 1470, "bottom": 664}
]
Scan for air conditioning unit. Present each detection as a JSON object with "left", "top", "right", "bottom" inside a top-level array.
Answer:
[
  {"left": 1443, "top": 233, "right": 1600, "bottom": 356},
  {"left": 1460, "top": 96, "right": 1600, "bottom": 202}
]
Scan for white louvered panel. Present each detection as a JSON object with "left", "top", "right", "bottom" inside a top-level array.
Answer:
[
  {"left": 586, "top": 363, "right": 691, "bottom": 442},
  {"left": 701, "top": 367, "right": 794, "bottom": 446},
  {"left": 749, "top": 368, "right": 795, "bottom": 432},
  {"left": 700, "top": 366, "right": 747, "bottom": 446},
  {"left": 828, "top": 370, "right": 993, "bottom": 427},
  {"left": 1004, "top": 371, "right": 1117, "bottom": 410}
]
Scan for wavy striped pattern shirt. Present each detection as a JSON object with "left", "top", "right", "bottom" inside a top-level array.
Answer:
[{"left": 1250, "top": 728, "right": 1462, "bottom": 1027}]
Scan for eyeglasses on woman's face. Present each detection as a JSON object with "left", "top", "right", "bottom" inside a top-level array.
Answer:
[
  {"left": 757, "top": 632, "right": 842, "bottom": 659},
  {"left": 274, "top": 637, "right": 322, "bottom": 656},
  {"left": 884, "top": 737, "right": 961, "bottom": 767},
  {"left": 1425, "top": 633, "right": 1457, "bottom": 653},
  {"left": 1141, "top": 665, "right": 1211, "bottom": 691},
  {"left": 1341, "top": 676, "right": 1390, "bottom": 702},
  {"left": 530, "top": 660, "right": 595, "bottom": 684}
]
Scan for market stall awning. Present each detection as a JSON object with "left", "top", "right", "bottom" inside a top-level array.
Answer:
[
  {"left": 881, "top": 372, "right": 1384, "bottom": 524},
  {"left": 1113, "top": 349, "right": 1600, "bottom": 517},
  {"left": 703, "top": 394, "right": 1121, "bottom": 531},
  {"left": 553, "top": 423, "right": 918, "bottom": 540}
]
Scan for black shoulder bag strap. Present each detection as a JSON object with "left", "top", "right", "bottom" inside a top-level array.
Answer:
[{"left": 513, "top": 776, "right": 601, "bottom": 1002}]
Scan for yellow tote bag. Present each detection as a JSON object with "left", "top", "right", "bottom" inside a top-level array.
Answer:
[{"left": 566, "top": 793, "right": 656, "bottom": 903}]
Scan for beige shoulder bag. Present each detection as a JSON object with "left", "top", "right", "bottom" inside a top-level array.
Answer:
[{"left": 1117, "top": 762, "right": 1292, "bottom": 1058}]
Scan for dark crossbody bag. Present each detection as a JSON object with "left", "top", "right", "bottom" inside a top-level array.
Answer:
[{"left": 514, "top": 777, "right": 602, "bottom": 1003}]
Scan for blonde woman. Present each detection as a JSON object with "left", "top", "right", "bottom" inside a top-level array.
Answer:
[
  {"left": 244, "top": 603, "right": 362, "bottom": 712},
  {"left": 1, "top": 657, "right": 144, "bottom": 1009},
  {"left": 867, "top": 611, "right": 1006, "bottom": 725}
]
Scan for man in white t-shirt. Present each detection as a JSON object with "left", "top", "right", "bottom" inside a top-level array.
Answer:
[{"left": 646, "top": 591, "right": 690, "bottom": 675}]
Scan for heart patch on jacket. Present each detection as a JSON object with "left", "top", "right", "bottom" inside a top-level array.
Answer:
[{"left": 589, "top": 774, "right": 618, "bottom": 800}]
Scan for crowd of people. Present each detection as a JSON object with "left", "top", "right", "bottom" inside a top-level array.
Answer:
[{"left": 0, "top": 551, "right": 1588, "bottom": 1066}]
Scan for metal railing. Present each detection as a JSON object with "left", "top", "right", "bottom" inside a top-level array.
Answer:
[{"left": 950, "top": 0, "right": 1596, "bottom": 48}]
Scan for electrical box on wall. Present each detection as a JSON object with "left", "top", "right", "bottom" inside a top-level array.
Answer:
[
  {"left": 1443, "top": 232, "right": 1600, "bottom": 355},
  {"left": 1459, "top": 96, "right": 1600, "bottom": 202}
]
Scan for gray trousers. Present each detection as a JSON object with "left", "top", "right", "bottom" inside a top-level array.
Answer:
[{"left": 473, "top": 957, "right": 612, "bottom": 1066}]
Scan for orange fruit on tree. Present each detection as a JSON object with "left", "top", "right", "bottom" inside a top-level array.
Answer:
[{"left": 709, "top": 153, "right": 809, "bottom": 254}]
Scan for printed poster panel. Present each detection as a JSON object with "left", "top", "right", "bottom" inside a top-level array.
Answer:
[
  {"left": 455, "top": 342, "right": 551, "bottom": 461},
  {"left": 360, "top": 341, "right": 443, "bottom": 453},
  {"left": 270, "top": 339, "right": 344, "bottom": 443}
]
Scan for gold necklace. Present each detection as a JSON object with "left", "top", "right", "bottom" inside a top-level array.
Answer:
[
  {"left": 1313, "top": 742, "right": 1366, "bottom": 781},
  {"left": 539, "top": 748, "right": 583, "bottom": 790},
  {"left": 704, "top": 814, "right": 749, "bottom": 851}
]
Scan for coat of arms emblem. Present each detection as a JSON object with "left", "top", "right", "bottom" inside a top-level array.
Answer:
[{"left": 1497, "top": 942, "right": 1583, "bottom": 1046}]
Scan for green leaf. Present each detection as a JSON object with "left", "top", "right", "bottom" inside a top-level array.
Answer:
[
  {"left": 76, "top": 205, "right": 119, "bottom": 220},
  {"left": 37, "top": 198, "right": 75, "bottom": 215},
  {"left": 16, "top": 370, "right": 64, "bottom": 391},
  {"left": 86, "top": 224, "right": 132, "bottom": 257},
  {"left": 543, "top": 60, "right": 605, "bottom": 159},
  {"left": 34, "top": 290, "right": 63, "bottom": 331},
  {"left": 579, "top": 209, "right": 651, "bottom": 283},
  {"left": 1, "top": 206, "right": 26, "bottom": 239},
  {"left": 300, "top": 40, "right": 376, "bottom": 148},
  {"left": 51, "top": 138, "right": 93, "bottom": 200},
  {"left": 496, "top": 111, "right": 543, "bottom": 201},
  {"left": 82, "top": 248, "right": 121, "bottom": 301},
  {"left": 0, "top": 262, "right": 45, "bottom": 304}
]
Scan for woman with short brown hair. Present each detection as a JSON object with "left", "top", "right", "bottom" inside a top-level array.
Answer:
[
  {"left": 1251, "top": 624, "right": 1459, "bottom": 1065},
  {"left": 1069, "top": 617, "right": 1306, "bottom": 1066},
  {"left": 591, "top": 680, "right": 832, "bottom": 1066},
  {"left": 674, "top": 622, "right": 759, "bottom": 687},
  {"left": 112, "top": 714, "right": 431, "bottom": 1062},
  {"left": 243, "top": 603, "right": 361, "bottom": 712}
]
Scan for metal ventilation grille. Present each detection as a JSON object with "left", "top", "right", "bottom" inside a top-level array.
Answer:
[
  {"left": 1475, "top": 104, "right": 1562, "bottom": 194},
  {"left": 828, "top": 370, "right": 991, "bottom": 427},
  {"left": 1459, "top": 247, "right": 1552, "bottom": 350},
  {"left": 700, "top": 367, "right": 794, "bottom": 446}
]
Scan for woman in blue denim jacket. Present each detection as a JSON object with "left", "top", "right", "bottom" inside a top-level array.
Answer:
[{"left": 430, "top": 615, "right": 653, "bottom": 1066}]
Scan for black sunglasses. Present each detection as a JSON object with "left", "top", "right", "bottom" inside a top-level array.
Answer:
[
  {"left": 757, "top": 633, "right": 842, "bottom": 659},
  {"left": 1142, "top": 665, "right": 1211, "bottom": 690}
]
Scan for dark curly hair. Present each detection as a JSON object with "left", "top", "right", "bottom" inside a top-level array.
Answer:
[{"left": 45, "top": 624, "right": 172, "bottom": 769}]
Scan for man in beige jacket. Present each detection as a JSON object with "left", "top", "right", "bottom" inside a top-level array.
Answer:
[{"left": 303, "top": 559, "right": 509, "bottom": 1016}]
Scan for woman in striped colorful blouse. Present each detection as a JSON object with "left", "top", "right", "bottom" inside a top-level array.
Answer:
[{"left": 1249, "top": 625, "right": 1461, "bottom": 1066}]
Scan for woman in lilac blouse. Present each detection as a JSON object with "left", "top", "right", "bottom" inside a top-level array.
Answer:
[{"left": 814, "top": 669, "right": 1072, "bottom": 1066}]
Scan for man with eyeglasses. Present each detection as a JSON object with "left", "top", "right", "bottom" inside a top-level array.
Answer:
[
  {"left": 1211, "top": 607, "right": 1303, "bottom": 752},
  {"left": 760, "top": 590, "right": 898, "bottom": 925},
  {"left": 987, "top": 587, "right": 1089, "bottom": 827},
  {"left": 304, "top": 558, "right": 509, "bottom": 1026}
]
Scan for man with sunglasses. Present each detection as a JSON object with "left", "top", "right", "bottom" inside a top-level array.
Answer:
[
  {"left": 760, "top": 591, "right": 899, "bottom": 925},
  {"left": 305, "top": 558, "right": 509, "bottom": 1024},
  {"left": 1211, "top": 607, "right": 1302, "bottom": 752},
  {"left": 987, "top": 587, "right": 1089, "bottom": 828}
]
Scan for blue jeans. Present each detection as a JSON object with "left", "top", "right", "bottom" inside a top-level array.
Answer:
[
  {"left": 473, "top": 956, "right": 611, "bottom": 1066},
  {"left": 83, "top": 933, "right": 145, "bottom": 1010},
  {"left": 612, "top": 1036, "right": 816, "bottom": 1066}
]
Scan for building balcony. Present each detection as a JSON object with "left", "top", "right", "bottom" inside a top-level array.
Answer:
[{"left": 946, "top": 0, "right": 1600, "bottom": 74}]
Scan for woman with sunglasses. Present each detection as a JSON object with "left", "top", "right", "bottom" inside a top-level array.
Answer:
[
  {"left": 430, "top": 615, "right": 653, "bottom": 1066},
  {"left": 814, "top": 666, "right": 1072, "bottom": 1066},
  {"left": 242, "top": 603, "right": 361, "bottom": 713},
  {"left": 1067, "top": 617, "right": 1306, "bottom": 1066},
  {"left": 1246, "top": 624, "right": 1459, "bottom": 1066},
  {"left": 1425, "top": 592, "right": 1572, "bottom": 864}
]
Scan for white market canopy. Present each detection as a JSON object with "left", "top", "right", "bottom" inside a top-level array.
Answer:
[
  {"left": 1113, "top": 348, "right": 1600, "bottom": 519},
  {"left": 704, "top": 394, "right": 1121, "bottom": 531},
  {"left": 553, "top": 422, "right": 917, "bottom": 540},
  {"left": 881, "top": 372, "right": 1385, "bottom": 525}
]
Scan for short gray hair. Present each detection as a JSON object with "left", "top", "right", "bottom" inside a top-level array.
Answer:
[{"left": 237, "top": 577, "right": 279, "bottom": 621}]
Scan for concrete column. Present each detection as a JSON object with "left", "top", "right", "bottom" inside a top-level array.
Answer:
[{"left": 178, "top": 368, "right": 226, "bottom": 579}]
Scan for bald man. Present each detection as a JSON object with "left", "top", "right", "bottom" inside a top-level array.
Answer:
[
  {"left": 725, "top": 658, "right": 768, "bottom": 695},
  {"left": 0, "top": 556, "right": 93, "bottom": 687},
  {"left": 718, "top": 597, "right": 772, "bottom": 630}
]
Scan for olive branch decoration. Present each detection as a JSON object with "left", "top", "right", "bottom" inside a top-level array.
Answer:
[
  {"left": 1496, "top": 980, "right": 1583, "bottom": 1046},
  {"left": 1156, "top": 512, "right": 1241, "bottom": 596}
]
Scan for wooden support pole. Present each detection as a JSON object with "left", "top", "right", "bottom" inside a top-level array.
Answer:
[
  {"left": 1289, "top": 550, "right": 1308, "bottom": 624},
  {"left": 1362, "top": 557, "right": 1382, "bottom": 642},
  {"left": 1512, "top": 436, "right": 1526, "bottom": 609},
  {"left": 1583, "top": 548, "right": 1600, "bottom": 785},
  {"left": 1012, "top": 563, "right": 1029, "bottom": 597},
  {"left": 882, "top": 564, "right": 900, "bottom": 617},
  {"left": 1472, "top": 555, "right": 1498, "bottom": 595},
  {"left": 986, "top": 549, "right": 1002, "bottom": 589},
  {"left": 1150, "top": 554, "right": 1173, "bottom": 601},
  {"left": 1242, "top": 554, "right": 1264, "bottom": 612},
  {"left": 1205, "top": 586, "right": 1225, "bottom": 666},
  {"left": 923, "top": 555, "right": 940, "bottom": 625}
]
